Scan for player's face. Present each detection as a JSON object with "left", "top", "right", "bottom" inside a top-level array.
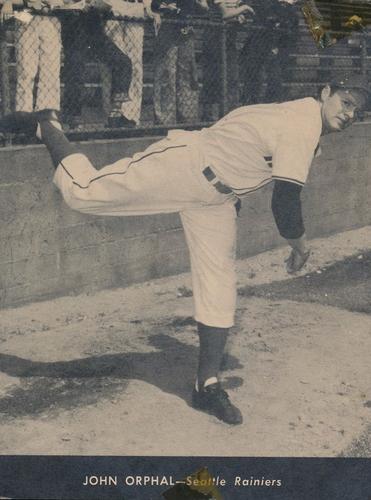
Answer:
[{"left": 320, "top": 87, "right": 367, "bottom": 133}]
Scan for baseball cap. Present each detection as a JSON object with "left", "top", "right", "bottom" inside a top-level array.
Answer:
[{"left": 330, "top": 74, "right": 370, "bottom": 98}]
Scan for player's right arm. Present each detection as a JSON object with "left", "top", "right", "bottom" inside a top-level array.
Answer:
[
  {"left": 271, "top": 179, "right": 310, "bottom": 273},
  {"left": 270, "top": 104, "right": 322, "bottom": 272}
]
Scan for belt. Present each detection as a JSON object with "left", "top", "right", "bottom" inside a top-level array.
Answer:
[
  {"left": 264, "top": 155, "right": 273, "bottom": 167},
  {"left": 202, "top": 157, "right": 273, "bottom": 195},
  {"left": 202, "top": 166, "right": 233, "bottom": 195}
]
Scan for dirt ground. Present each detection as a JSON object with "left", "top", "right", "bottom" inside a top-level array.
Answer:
[{"left": 0, "top": 227, "right": 370, "bottom": 457}]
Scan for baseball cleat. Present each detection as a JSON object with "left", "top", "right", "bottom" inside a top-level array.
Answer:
[
  {"left": 0, "top": 109, "right": 60, "bottom": 136},
  {"left": 192, "top": 382, "right": 243, "bottom": 425}
]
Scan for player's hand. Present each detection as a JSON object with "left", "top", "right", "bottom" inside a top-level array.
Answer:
[
  {"left": 245, "top": 5, "right": 255, "bottom": 15},
  {"left": 240, "top": 3, "right": 255, "bottom": 15},
  {"left": 147, "top": 11, "right": 161, "bottom": 35},
  {"left": 0, "top": 0, "right": 14, "bottom": 24},
  {"left": 285, "top": 248, "right": 310, "bottom": 274},
  {"left": 25, "top": 0, "right": 44, "bottom": 10},
  {"left": 195, "top": 0, "right": 209, "bottom": 11}
]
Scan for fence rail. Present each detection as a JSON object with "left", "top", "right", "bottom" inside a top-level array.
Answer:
[{"left": 1, "top": 7, "right": 371, "bottom": 146}]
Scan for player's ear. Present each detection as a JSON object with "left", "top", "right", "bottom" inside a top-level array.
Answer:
[{"left": 320, "top": 85, "right": 332, "bottom": 102}]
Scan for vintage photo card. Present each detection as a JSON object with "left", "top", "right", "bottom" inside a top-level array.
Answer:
[{"left": 0, "top": 0, "right": 370, "bottom": 498}]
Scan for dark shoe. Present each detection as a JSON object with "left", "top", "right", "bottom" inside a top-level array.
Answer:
[
  {"left": 106, "top": 115, "right": 136, "bottom": 128},
  {"left": 192, "top": 382, "right": 243, "bottom": 425},
  {"left": 0, "top": 109, "right": 59, "bottom": 135}
]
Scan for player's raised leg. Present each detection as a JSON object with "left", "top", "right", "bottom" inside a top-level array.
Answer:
[
  {"left": 0, "top": 110, "right": 110, "bottom": 213},
  {"left": 0, "top": 110, "right": 223, "bottom": 217},
  {"left": 180, "top": 202, "right": 242, "bottom": 425}
]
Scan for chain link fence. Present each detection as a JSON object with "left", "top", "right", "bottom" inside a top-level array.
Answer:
[{"left": 0, "top": 3, "right": 371, "bottom": 146}]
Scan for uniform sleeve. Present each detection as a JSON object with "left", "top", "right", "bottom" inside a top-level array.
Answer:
[
  {"left": 271, "top": 179, "right": 305, "bottom": 239},
  {"left": 272, "top": 118, "right": 320, "bottom": 186}
]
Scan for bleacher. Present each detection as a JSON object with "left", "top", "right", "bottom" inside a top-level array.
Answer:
[{"left": 1, "top": 1, "right": 371, "bottom": 145}]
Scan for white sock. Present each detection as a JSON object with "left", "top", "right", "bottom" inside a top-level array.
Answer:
[{"left": 195, "top": 376, "right": 218, "bottom": 392}]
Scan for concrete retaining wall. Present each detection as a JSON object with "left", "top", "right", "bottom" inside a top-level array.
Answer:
[{"left": 1, "top": 124, "right": 371, "bottom": 308}]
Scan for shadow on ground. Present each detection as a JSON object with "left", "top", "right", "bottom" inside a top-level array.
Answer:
[
  {"left": 239, "top": 251, "right": 371, "bottom": 314},
  {"left": 339, "top": 424, "right": 371, "bottom": 458},
  {"left": 0, "top": 330, "right": 243, "bottom": 419}
]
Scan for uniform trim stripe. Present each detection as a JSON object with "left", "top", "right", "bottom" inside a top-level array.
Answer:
[
  {"left": 233, "top": 179, "right": 273, "bottom": 197},
  {"left": 64, "top": 144, "right": 188, "bottom": 190},
  {"left": 272, "top": 175, "right": 305, "bottom": 187},
  {"left": 218, "top": 155, "right": 274, "bottom": 195},
  {"left": 60, "top": 160, "right": 74, "bottom": 180},
  {"left": 230, "top": 177, "right": 272, "bottom": 194},
  {"left": 231, "top": 174, "right": 305, "bottom": 197}
]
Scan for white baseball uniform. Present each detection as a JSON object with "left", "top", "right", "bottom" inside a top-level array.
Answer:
[
  {"left": 53, "top": 97, "right": 322, "bottom": 327},
  {"left": 15, "top": 15, "right": 61, "bottom": 112}
]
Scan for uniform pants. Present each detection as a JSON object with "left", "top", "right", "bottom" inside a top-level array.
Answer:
[
  {"left": 15, "top": 16, "right": 61, "bottom": 111},
  {"left": 53, "top": 135, "right": 237, "bottom": 328},
  {"left": 104, "top": 20, "right": 144, "bottom": 124},
  {"left": 153, "top": 26, "right": 199, "bottom": 125}
]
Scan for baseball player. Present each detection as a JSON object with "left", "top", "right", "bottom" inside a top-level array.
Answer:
[{"left": 0, "top": 74, "right": 368, "bottom": 425}]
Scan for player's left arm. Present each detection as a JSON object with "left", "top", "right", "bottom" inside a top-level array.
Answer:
[{"left": 271, "top": 179, "right": 310, "bottom": 273}]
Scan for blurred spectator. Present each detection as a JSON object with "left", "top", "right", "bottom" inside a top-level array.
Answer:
[
  {"left": 201, "top": 0, "right": 254, "bottom": 121},
  {"left": 240, "top": 0, "right": 300, "bottom": 105},
  {"left": 60, "top": 0, "right": 133, "bottom": 128},
  {"left": 103, "top": 0, "right": 160, "bottom": 127},
  {"left": 151, "top": 0, "right": 207, "bottom": 125},
  {"left": 200, "top": 0, "right": 221, "bottom": 121},
  {"left": 0, "top": 0, "right": 64, "bottom": 112}
]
